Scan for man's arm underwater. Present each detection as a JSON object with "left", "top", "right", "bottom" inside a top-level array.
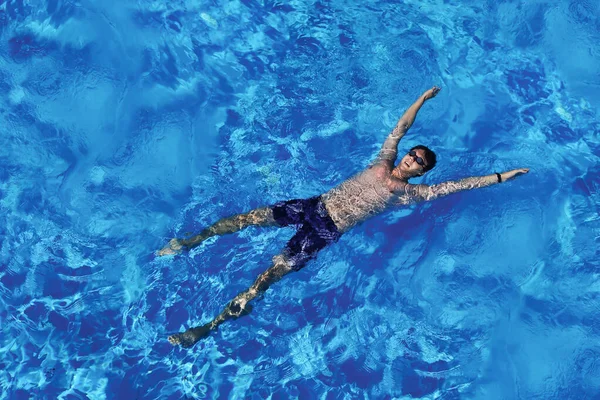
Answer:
[
  {"left": 406, "top": 168, "right": 530, "bottom": 202},
  {"left": 377, "top": 86, "right": 441, "bottom": 164}
]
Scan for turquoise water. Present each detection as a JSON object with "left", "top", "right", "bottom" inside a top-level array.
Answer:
[{"left": 1, "top": 0, "right": 599, "bottom": 398}]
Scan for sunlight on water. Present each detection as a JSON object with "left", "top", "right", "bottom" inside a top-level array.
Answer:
[{"left": 0, "top": 0, "right": 599, "bottom": 398}]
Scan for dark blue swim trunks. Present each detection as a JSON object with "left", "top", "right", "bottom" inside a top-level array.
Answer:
[{"left": 271, "top": 196, "right": 342, "bottom": 271}]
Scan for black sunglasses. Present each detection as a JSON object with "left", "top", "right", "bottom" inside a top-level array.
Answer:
[{"left": 408, "top": 150, "right": 426, "bottom": 167}]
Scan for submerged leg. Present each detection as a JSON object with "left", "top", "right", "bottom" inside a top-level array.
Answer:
[
  {"left": 168, "top": 254, "right": 293, "bottom": 347},
  {"left": 158, "top": 207, "right": 278, "bottom": 256}
]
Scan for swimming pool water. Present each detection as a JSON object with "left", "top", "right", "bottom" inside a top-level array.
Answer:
[{"left": 1, "top": 0, "right": 599, "bottom": 398}]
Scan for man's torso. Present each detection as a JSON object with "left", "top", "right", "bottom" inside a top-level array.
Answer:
[{"left": 321, "top": 163, "right": 416, "bottom": 232}]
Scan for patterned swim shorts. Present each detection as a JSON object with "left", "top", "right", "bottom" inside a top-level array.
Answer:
[{"left": 270, "top": 195, "right": 342, "bottom": 271}]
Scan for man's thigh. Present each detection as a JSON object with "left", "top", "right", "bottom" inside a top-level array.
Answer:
[
  {"left": 283, "top": 225, "right": 332, "bottom": 271},
  {"left": 270, "top": 197, "right": 320, "bottom": 227},
  {"left": 246, "top": 207, "right": 278, "bottom": 226}
]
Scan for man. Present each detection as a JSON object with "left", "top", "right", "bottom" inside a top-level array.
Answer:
[{"left": 159, "top": 86, "right": 529, "bottom": 348}]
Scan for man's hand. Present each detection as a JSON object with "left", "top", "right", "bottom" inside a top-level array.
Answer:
[
  {"left": 423, "top": 86, "right": 441, "bottom": 101},
  {"left": 501, "top": 168, "right": 530, "bottom": 182},
  {"left": 157, "top": 238, "right": 184, "bottom": 256}
]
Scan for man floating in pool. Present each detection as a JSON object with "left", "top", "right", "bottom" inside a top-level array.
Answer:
[{"left": 159, "top": 86, "right": 529, "bottom": 348}]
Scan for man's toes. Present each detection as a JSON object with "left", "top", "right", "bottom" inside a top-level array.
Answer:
[{"left": 168, "top": 334, "right": 181, "bottom": 345}]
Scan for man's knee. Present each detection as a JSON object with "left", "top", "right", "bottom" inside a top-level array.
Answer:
[
  {"left": 226, "top": 297, "right": 253, "bottom": 318},
  {"left": 249, "top": 207, "right": 277, "bottom": 227}
]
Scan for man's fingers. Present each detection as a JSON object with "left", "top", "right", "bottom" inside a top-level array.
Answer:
[
  {"left": 424, "top": 86, "right": 441, "bottom": 100},
  {"left": 511, "top": 168, "right": 529, "bottom": 179}
]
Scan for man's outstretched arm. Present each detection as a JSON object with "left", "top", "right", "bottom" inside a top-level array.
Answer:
[
  {"left": 377, "top": 86, "right": 441, "bottom": 164},
  {"left": 406, "top": 169, "right": 530, "bottom": 201}
]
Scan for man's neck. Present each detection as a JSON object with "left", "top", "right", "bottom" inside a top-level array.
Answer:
[{"left": 391, "top": 169, "right": 411, "bottom": 182}]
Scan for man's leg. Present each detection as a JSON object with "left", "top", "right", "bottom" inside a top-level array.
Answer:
[
  {"left": 158, "top": 207, "right": 278, "bottom": 255},
  {"left": 167, "top": 204, "right": 342, "bottom": 348},
  {"left": 167, "top": 253, "right": 294, "bottom": 347}
]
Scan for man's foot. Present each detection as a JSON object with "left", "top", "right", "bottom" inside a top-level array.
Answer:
[
  {"left": 168, "top": 324, "right": 212, "bottom": 348},
  {"left": 157, "top": 238, "right": 184, "bottom": 256}
]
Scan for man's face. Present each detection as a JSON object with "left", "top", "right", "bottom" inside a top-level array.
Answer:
[{"left": 398, "top": 149, "right": 428, "bottom": 176}]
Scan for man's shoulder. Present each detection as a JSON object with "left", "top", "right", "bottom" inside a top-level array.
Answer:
[
  {"left": 389, "top": 182, "right": 431, "bottom": 203},
  {"left": 366, "top": 160, "right": 394, "bottom": 174},
  {"left": 387, "top": 179, "right": 426, "bottom": 192}
]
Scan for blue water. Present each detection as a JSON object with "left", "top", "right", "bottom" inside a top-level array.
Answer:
[{"left": 1, "top": 0, "right": 599, "bottom": 398}]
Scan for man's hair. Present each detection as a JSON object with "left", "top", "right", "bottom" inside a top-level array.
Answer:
[{"left": 410, "top": 145, "right": 437, "bottom": 172}]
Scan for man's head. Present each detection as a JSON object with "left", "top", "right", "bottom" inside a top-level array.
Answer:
[{"left": 396, "top": 145, "right": 437, "bottom": 178}]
